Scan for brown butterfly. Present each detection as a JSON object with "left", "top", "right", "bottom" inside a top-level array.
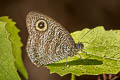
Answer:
[{"left": 26, "top": 11, "right": 83, "bottom": 67}]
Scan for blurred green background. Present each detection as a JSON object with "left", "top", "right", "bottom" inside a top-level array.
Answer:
[{"left": 0, "top": 0, "right": 120, "bottom": 80}]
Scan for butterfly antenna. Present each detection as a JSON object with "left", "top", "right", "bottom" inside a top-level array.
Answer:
[
  {"left": 76, "top": 29, "right": 92, "bottom": 51},
  {"left": 79, "top": 29, "right": 92, "bottom": 42}
]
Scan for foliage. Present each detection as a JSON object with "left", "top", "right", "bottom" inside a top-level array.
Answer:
[
  {"left": 47, "top": 26, "right": 120, "bottom": 76},
  {"left": 0, "top": 17, "right": 28, "bottom": 80}
]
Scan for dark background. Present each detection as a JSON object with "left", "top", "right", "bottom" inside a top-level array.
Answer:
[{"left": 0, "top": 0, "right": 120, "bottom": 80}]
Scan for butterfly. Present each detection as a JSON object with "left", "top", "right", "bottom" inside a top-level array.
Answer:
[{"left": 26, "top": 11, "right": 84, "bottom": 67}]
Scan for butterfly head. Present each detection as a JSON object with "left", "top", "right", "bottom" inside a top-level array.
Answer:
[{"left": 76, "top": 42, "right": 84, "bottom": 50}]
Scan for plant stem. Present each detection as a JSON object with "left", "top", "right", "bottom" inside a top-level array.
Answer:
[{"left": 71, "top": 74, "right": 75, "bottom": 80}]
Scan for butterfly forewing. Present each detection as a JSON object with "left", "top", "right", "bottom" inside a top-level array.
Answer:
[{"left": 26, "top": 11, "right": 79, "bottom": 67}]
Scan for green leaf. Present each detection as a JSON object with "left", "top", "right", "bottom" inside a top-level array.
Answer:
[
  {"left": 0, "top": 17, "right": 28, "bottom": 79},
  {"left": 47, "top": 26, "right": 120, "bottom": 76},
  {"left": 0, "top": 21, "right": 20, "bottom": 80}
]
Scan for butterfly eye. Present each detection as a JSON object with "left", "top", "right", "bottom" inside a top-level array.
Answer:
[{"left": 35, "top": 20, "right": 47, "bottom": 31}]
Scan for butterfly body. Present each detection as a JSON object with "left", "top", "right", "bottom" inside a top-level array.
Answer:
[{"left": 26, "top": 11, "right": 81, "bottom": 67}]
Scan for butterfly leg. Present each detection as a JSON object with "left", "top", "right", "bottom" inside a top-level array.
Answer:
[
  {"left": 81, "top": 49, "right": 87, "bottom": 55},
  {"left": 77, "top": 50, "right": 88, "bottom": 64},
  {"left": 65, "top": 53, "right": 69, "bottom": 67}
]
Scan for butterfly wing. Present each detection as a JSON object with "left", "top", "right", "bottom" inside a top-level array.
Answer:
[{"left": 26, "top": 11, "right": 79, "bottom": 67}]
